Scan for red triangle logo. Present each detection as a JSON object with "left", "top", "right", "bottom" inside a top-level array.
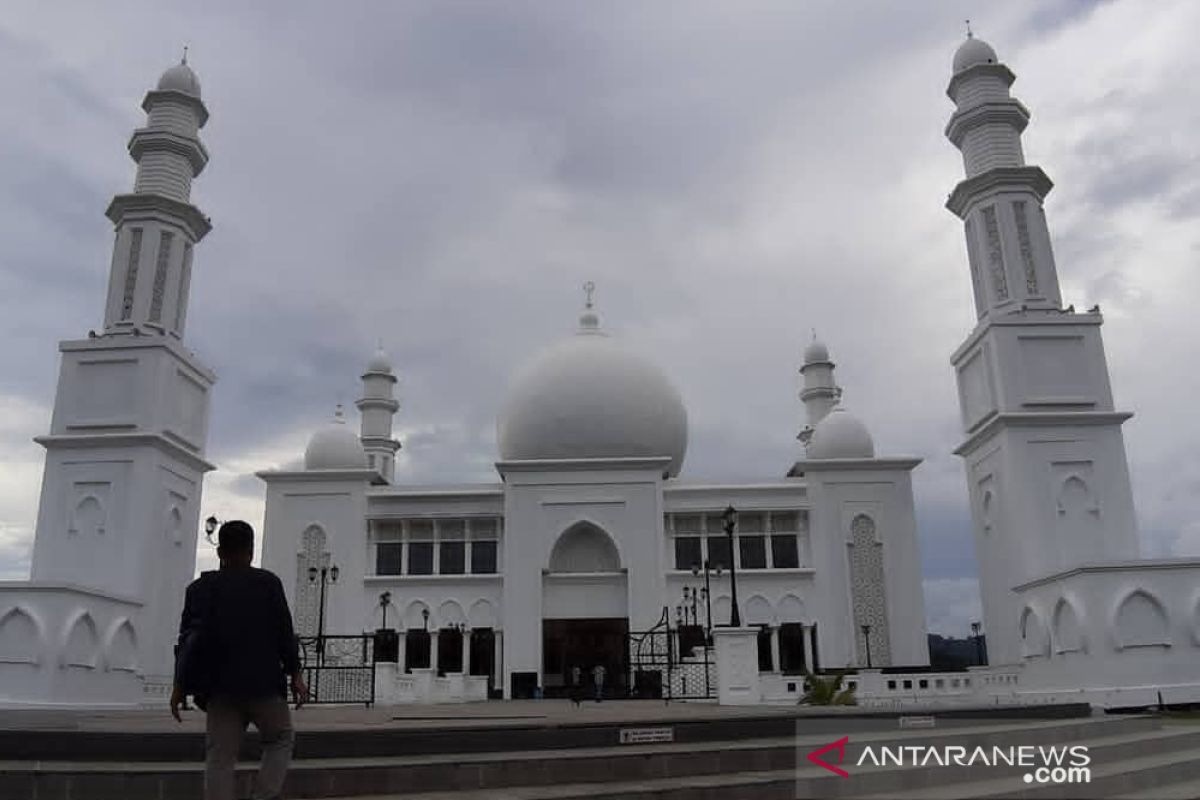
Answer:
[{"left": 807, "top": 735, "right": 850, "bottom": 778}]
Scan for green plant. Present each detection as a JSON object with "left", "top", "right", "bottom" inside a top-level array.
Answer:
[{"left": 800, "top": 670, "right": 857, "bottom": 706}]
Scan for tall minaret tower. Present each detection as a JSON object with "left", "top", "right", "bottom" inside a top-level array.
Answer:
[
  {"left": 797, "top": 334, "right": 842, "bottom": 449},
  {"left": 29, "top": 56, "right": 217, "bottom": 694},
  {"left": 357, "top": 345, "right": 401, "bottom": 482},
  {"left": 945, "top": 35, "right": 1139, "bottom": 665}
]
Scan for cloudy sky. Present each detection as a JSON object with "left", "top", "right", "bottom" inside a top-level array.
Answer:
[{"left": 1, "top": 1, "right": 1197, "bottom": 637}]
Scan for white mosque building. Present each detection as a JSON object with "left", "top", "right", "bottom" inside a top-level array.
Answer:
[{"left": 1, "top": 34, "right": 1198, "bottom": 709}]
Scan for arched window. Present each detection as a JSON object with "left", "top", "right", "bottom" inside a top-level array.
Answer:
[
  {"left": 548, "top": 522, "right": 620, "bottom": 573},
  {"left": 1114, "top": 590, "right": 1170, "bottom": 649}
]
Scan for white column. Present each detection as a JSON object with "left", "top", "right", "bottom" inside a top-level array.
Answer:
[
  {"left": 770, "top": 627, "right": 781, "bottom": 673},
  {"left": 712, "top": 627, "right": 762, "bottom": 706},
  {"left": 463, "top": 630, "right": 471, "bottom": 675},
  {"left": 398, "top": 630, "right": 407, "bottom": 671},
  {"left": 430, "top": 631, "right": 440, "bottom": 673}
]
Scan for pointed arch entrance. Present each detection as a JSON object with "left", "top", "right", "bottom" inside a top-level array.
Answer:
[{"left": 541, "top": 521, "right": 629, "bottom": 698}]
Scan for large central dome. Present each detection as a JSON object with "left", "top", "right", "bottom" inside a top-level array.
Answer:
[{"left": 497, "top": 307, "right": 688, "bottom": 477}]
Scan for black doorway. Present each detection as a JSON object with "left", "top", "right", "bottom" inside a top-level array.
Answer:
[{"left": 542, "top": 617, "right": 629, "bottom": 698}]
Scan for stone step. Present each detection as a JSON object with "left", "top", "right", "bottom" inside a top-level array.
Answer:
[
  {"left": 848, "top": 725, "right": 1200, "bottom": 798},
  {"left": 0, "top": 716, "right": 1160, "bottom": 800},
  {"left": 1113, "top": 774, "right": 1200, "bottom": 799}
]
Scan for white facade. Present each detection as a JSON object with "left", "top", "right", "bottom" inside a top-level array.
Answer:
[{"left": 259, "top": 304, "right": 930, "bottom": 701}]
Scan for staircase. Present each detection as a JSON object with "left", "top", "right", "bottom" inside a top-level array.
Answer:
[{"left": 5, "top": 711, "right": 1200, "bottom": 798}]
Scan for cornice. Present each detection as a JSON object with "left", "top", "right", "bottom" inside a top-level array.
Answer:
[
  {"left": 787, "top": 457, "right": 922, "bottom": 476},
  {"left": 141, "top": 89, "right": 209, "bottom": 127},
  {"left": 106, "top": 193, "right": 212, "bottom": 242},
  {"left": 954, "top": 411, "right": 1134, "bottom": 456},
  {"left": 944, "top": 99, "right": 1030, "bottom": 146},
  {"left": 35, "top": 431, "right": 215, "bottom": 473},
  {"left": 1014, "top": 558, "right": 1200, "bottom": 591},
  {"left": 946, "top": 166, "right": 1053, "bottom": 218}
]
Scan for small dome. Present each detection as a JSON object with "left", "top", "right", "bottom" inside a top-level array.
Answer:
[
  {"left": 803, "top": 338, "right": 830, "bottom": 364},
  {"left": 157, "top": 61, "right": 202, "bottom": 97},
  {"left": 366, "top": 345, "right": 393, "bottom": 374},
  {"left": 953, "top": 36, "right": 997, "bottom": 74},
  {"left": 808, "top": 407, "right": 875, "bottom": 460},
  {"left": 498, "top": 312, "right": 688, "bottom": 477},
  {"left": 304, "top": 408, "right": 367, "bottom": 470}
]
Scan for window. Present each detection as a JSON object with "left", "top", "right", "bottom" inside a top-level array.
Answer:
[
  {"left": 376, "top": 542, "right": 402, "bottom": 575},
  {"left": 707, "top": 536, "right": 731, "bottom": 570},
  {"left": 405, "top": 630, "right": 431, "bottom": 671},
  {"left": 471, "top": 540, "right": 498, "bottom": 574},
  {"left": 673, "top": 514, "right": 702, "bottom": 533},
  {"left": 887, "top": 679, "right": 897, "bottom": 690},
  {"left": 407, "top": 541, "right": 434, "bottom": 575},
  {"left": 778, "top": 623, "right": 806, "bottom": 674},
  {"left": 771, "top": 534, "right": 799, "bottom": 568},
  {"left": 739, "top": 535, "right": 766, "bottom": 569},
  {"left": 439, "top": 541, "right": 465, "bottom": 575},
  {"left": 674, "top": 536, "right": 701, "bottom": 571},
  {"left": 706, "top": 514, "right": 726, "bottom": 534},
  {"left": 757, "top": 626, "right": 774, "bottom": 672},
  {"left": 438, "top": 628, "right": 464, "bottom": 675},
  {"left": 919, "top": 679, "right": 929, "bottom": 689},
  {"left": 903, "top": 680, "right": 912, "bottom": 690}
]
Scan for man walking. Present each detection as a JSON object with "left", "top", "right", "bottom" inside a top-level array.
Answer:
[{"left": 171, "top": 520, "right": 307, "bottom": 800}]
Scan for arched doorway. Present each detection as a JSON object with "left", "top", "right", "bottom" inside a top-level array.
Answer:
[{"left": 541, "top": 521, "right": 629, "bottom": 698}]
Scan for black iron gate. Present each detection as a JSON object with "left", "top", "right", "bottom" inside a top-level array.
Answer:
[
  {"left": 627, "top": 608, "right": 716, "bottom": 701},
  {"left": 298, "top": 634, "right": 376, "bottom": 706}
]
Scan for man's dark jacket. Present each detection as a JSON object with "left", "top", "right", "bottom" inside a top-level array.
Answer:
[{"left": 176, "top": 566, "right": 301, "bottom": 701}]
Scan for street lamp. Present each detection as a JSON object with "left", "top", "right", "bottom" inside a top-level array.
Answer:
[
  {"left": 860, "top": 623, "right": 873, "bottom": 669},
  {"left": 308, "top": 564, "right": 339, "bottom": 662},
  {"left": 422, "top": 607, "right": 430, "bottom": 631},
  {"left": 970, "top": 621, "right": 984, "bottom": 666},
  {"left": 379, "top": 591, "right": 392, "bottom": 630},
  {"left": 691, "top": 560, "right": 720, "bottom": 643},
  {"left": 722, "top": 505, "right": 742, "bottom": 627},
  {"left": 203, "top": 515, "right": 219, "bottom": 545}
]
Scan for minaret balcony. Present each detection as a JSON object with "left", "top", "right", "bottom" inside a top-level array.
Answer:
[
  {"left": 945, "top": 100, "right": 1030, "bottom": 147},
  {"left": 128, "top": 128, "right": 209, "bottom": 175},
  {"left": 946, "top": 165, "right": 1052, "bottom": 218},
  {"left": 141, "top": 89, "right": 209, "bottom": 126},
  {"left": 105, "top": 193, "right": 212, "bottom": 242}
]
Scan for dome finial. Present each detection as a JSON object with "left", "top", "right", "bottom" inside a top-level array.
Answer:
[
  {"left": 583, "top": 280, "right": 595, "bottom": 310},
  {"left": 181, "top": 44, "right": 189, "bottom": 65},
  {"left": 965, "top": 19, "right": 972, "bottom": 39},
  {"left": 334, "top": 403, "right": 345, "bottom": 423}
]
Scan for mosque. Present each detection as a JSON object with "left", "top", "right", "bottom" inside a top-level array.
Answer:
[{"left": 1, "top": 33, "right": 1198, "bottom": 709}]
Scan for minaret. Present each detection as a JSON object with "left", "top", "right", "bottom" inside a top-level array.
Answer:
[
  {"left": 28, "top": 56, "right": 217, "bottom": 695},
  {"left": 945, "top": 35, "right": 1139, "bottom": 665},
  {"left": 357, "top": 345, "right": 401, "bottom": 482},
  {"left": 797, "top": 334, "right": 842, "bottom": 449},
  {"left": 102, "top": 53, "right": 211, "bottom": 336}
]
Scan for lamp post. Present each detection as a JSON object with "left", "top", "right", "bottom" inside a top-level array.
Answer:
[
  {"left": 722, "top": 505, "right": 742, "bottom": 627},
  {"left": 691, "top": 560, "right": 720, "bottom": 643},
  {"left": 307, "top": 564, "right": 339, "bottom": 663},
  {"left": 422, "top": 607, "right": 430, "bottom": 631},
  {"left": 203, "top": 515, "right": 219, "bottom": 545},
  {"left": 379, "top": 591, "right": 392, "bottom": 630},
  {"left": 970, "top": 621, "right": 984, "bottom": 666}
]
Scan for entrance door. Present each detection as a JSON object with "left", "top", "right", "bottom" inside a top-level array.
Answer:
[{"left": 542, "top": 618, "right": 629, "bottom": 698}]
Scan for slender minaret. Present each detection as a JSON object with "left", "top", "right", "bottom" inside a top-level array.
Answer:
[
  {"left": 357, "top": 345, "right": 401, "bottom": 482},
  {"left": 29, "top": 56, "right": 217, "bottom": 694},
  {"left": 102, "top": 53, "right": 211, "bottom": 337},
  {"left": 946, "top": 35, "right": 1139, "bottom": 665},
  {"left": 797, "top": 334, "right": 842, "bottom": 449}
]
